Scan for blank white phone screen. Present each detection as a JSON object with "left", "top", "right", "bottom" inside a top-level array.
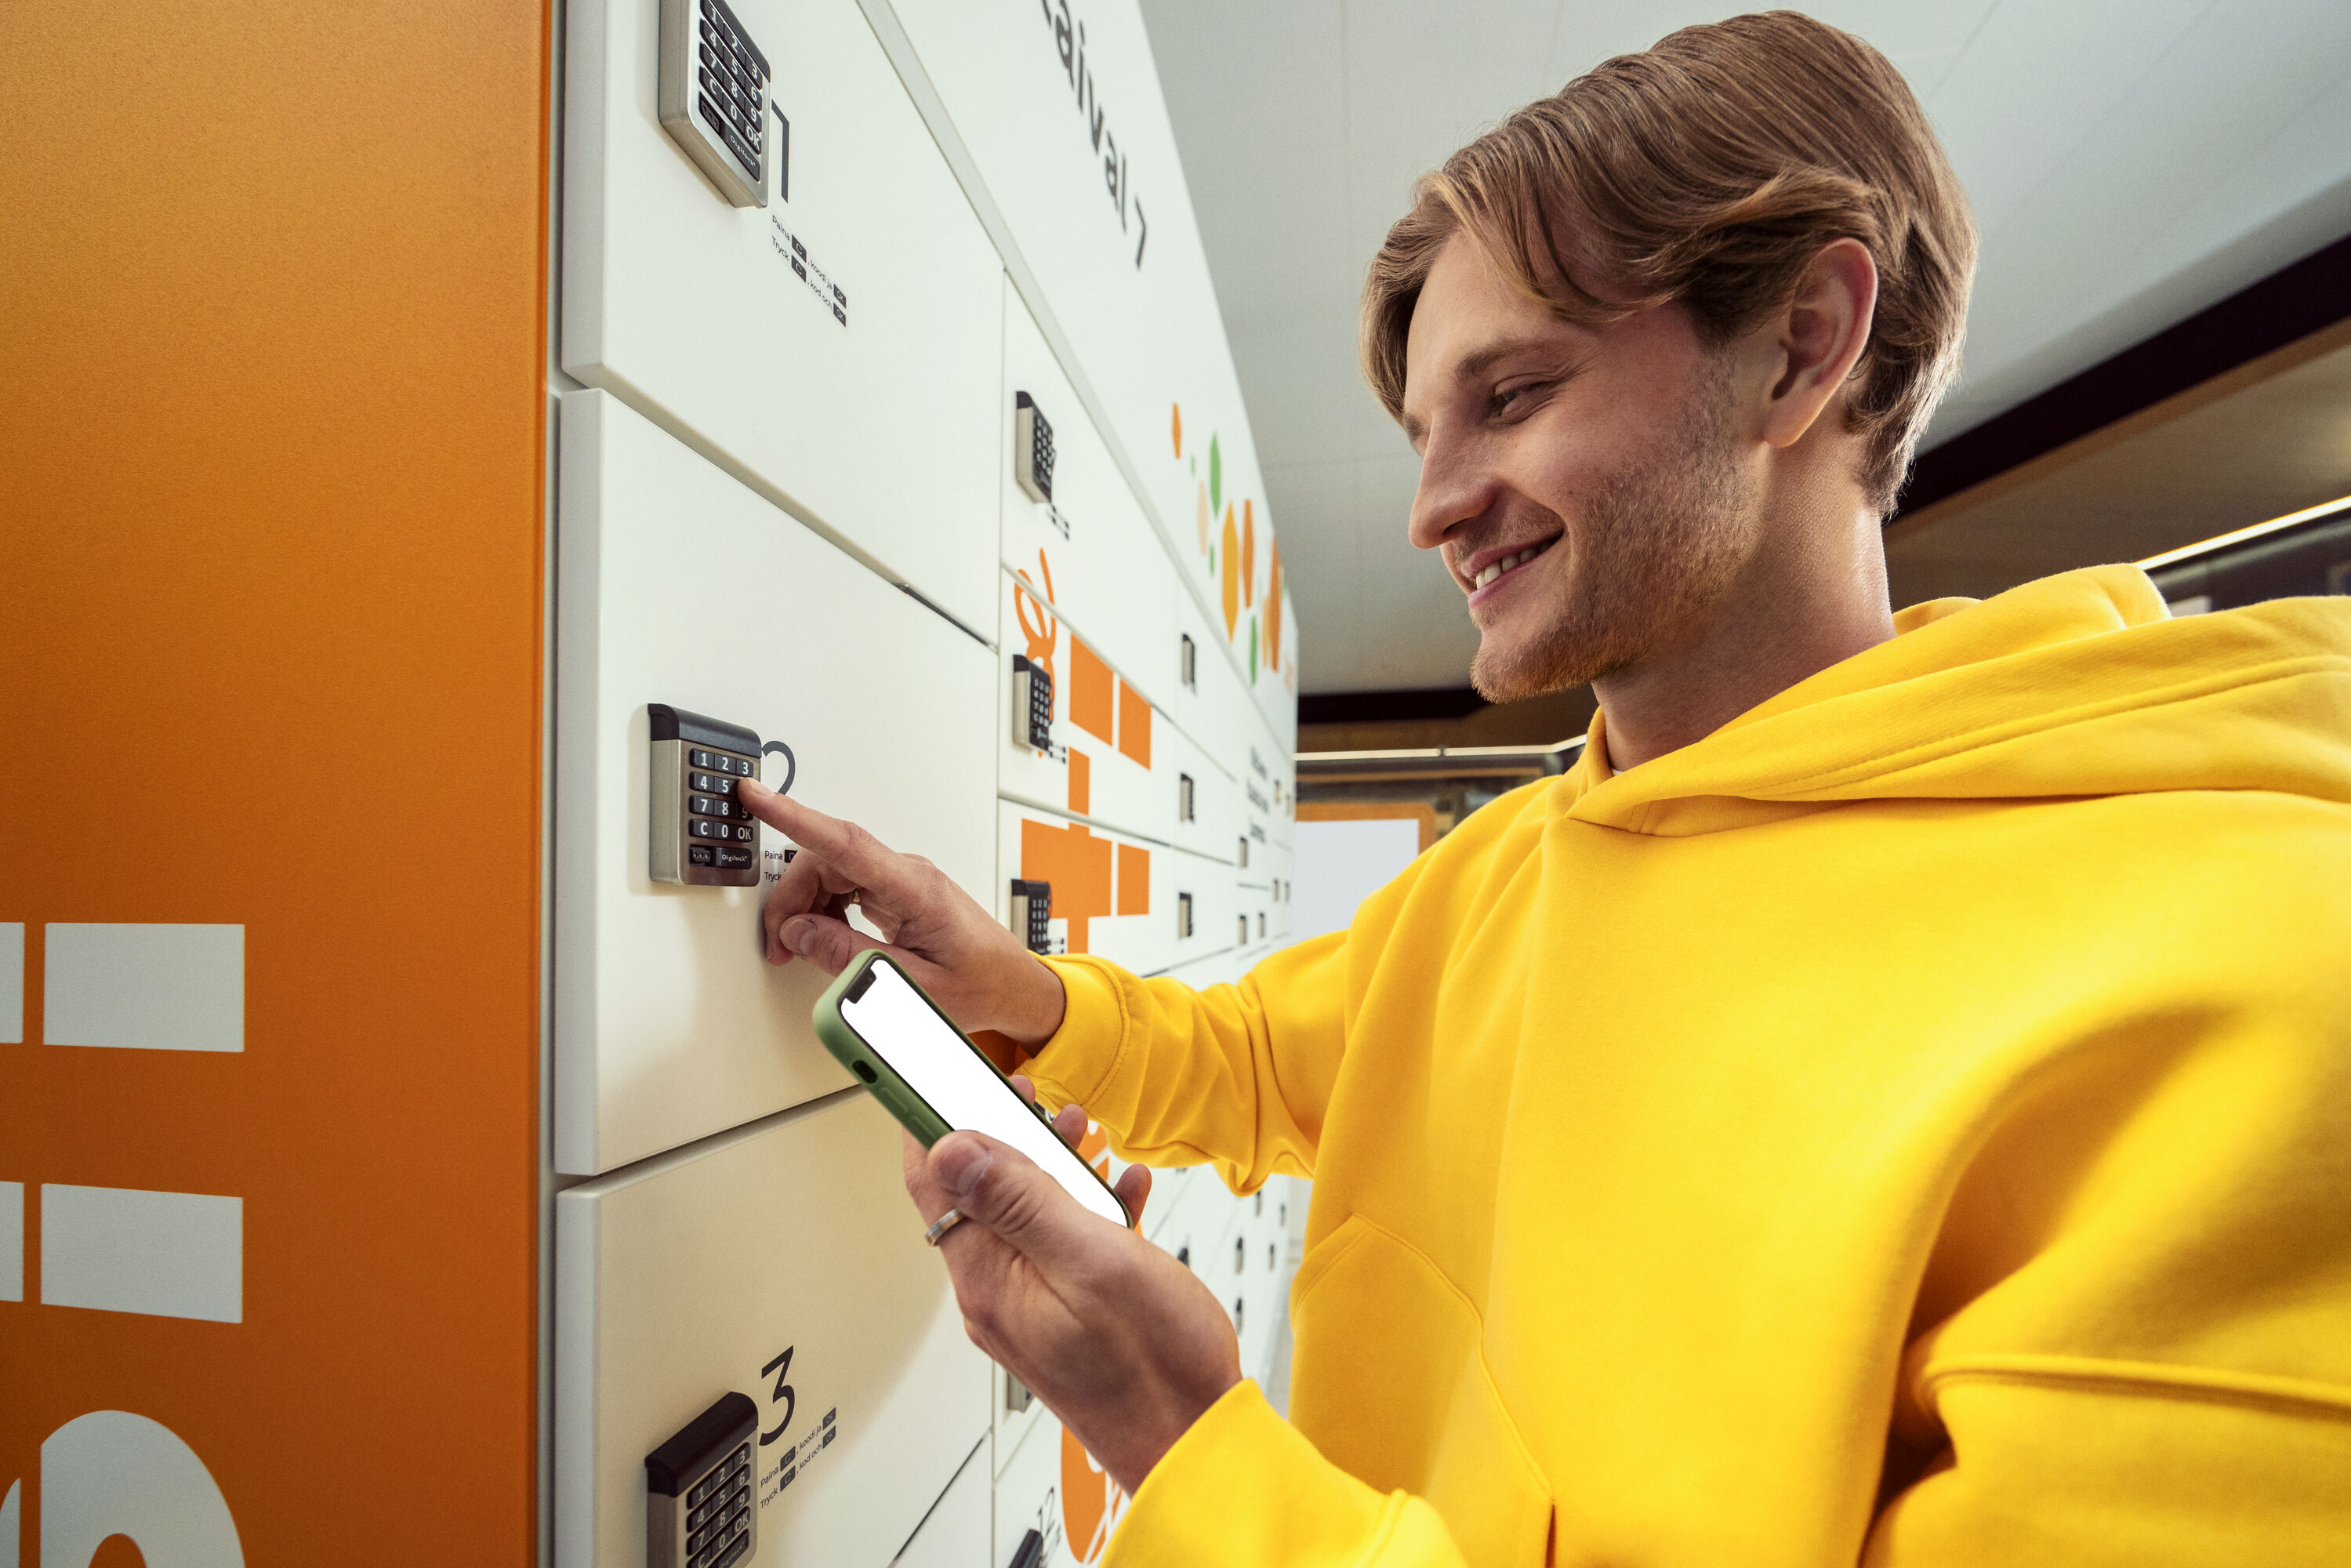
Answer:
[{"left": 840, "top": 959, "right": 1129, "bottom": 1227}]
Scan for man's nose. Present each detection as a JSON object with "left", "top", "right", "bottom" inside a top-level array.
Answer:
[{"left": 1406, "top": 427, "right": 1490, "bottom": 553}]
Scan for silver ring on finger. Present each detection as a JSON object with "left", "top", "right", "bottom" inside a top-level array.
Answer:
[{"left": 924, "top": 1208, "right": 965, "bottom": 1247}]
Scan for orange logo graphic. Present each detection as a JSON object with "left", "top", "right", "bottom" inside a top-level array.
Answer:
[
  {"left": 1219, "top": 505, "right": 1239, "bottom": 638},
  {"left": 1265, "top": 542, "right": 1283, "bottom": 677},
  {"left": 1014, "top": 550, "right": 1061, "bottom": 697},
  {"left": 1241, "top": 499, "right": 1255, "bottom": 610}
]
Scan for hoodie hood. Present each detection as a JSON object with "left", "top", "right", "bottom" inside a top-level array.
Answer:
[{"left": 1565, "top": 565, "right": 2351, "bottom": 837}]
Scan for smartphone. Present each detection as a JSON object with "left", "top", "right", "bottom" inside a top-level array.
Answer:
[{"left": 813, "top": 952, "right": 1131, "bottom": 1228}]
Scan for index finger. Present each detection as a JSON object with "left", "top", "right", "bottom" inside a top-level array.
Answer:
[{"left": 738, "top": 781, "right": 928, "bottom": 905}]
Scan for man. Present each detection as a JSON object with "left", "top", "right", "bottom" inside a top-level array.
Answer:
[{"left": 740, "top": 13, "right": 2351, "bottom": 1564}]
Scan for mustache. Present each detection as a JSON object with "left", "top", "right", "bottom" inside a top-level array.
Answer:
[{"left": 1445, "top": 506, "right": 1569, "bottom": 560}]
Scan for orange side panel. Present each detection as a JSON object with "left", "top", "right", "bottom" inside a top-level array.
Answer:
[
  {"left": 1116, "top": 844, "right": 1152, "bottom": 917},
  {"left": 0, "top": 2, "right": 549, "bottom": 1562},
  {"left": 1019, "top": 818, "right": 1113, "bottom": 956},
  {"left": 1116, "top": 682, "right": 1152, "bottom": 769},
  {"left": 1070, "top": 637, "right": 1116, "bottom": 746}
]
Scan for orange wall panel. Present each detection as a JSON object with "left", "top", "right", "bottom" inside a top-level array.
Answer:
[{"left": 1, "top": 2, "right": 549, "bottom": 1562}]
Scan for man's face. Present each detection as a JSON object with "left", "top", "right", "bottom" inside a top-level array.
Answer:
[{"left": 1400, "top": 234, "right": 1761, "bottom": 702}]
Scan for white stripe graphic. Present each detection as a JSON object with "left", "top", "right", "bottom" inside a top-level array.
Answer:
[
  {"left": 41, "top": 1184, "right": 243, "bottom": 1323},
  {"left": 1, "top": 1181, "right": 21, "bottom": 1303},
  {"left": 1, "top": 922, "right": 21, "bottom": 1044},
  {"left": 43, "top": 923, "right": 245, "bottom": 1052}
]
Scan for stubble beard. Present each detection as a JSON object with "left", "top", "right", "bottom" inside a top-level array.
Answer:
[{"left": 1469, "top": 364, "right": 1757, "bottom": 704}]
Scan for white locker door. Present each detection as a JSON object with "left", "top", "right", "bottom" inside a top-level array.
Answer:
[
  {"left": 1163, "top": 581, "right": 1224, "bottom": 779},
  {"left": 563, "top": 0, "right": 1003, "bottom": 631},
  {"left": 556, "top": 390, "right": 995, "bottom": 1175},
  {"left": 993, "top": 1408, "right": 1133, "bottom": 1568},
  {"left": 999, "top": 282, "right": 1179, "bottom": 713},
  {"left": 889, "top": 1436, "right": 990, "bottom": 1568},
  {"left": 555, "top": 1091, "right": 992, "bottom": 1568},
  {"left": 1159, "top": 717, "right": 1239, "bottom": 869},
  {"left": 1230, "top": 1184, "right": 1288, "bottom": 1387}
]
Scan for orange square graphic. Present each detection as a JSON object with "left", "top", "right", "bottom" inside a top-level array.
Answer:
[
  {"left": 1070, "top": 637, "right": 1116, "bottom": 746},
  {"left": 1116, "top": 682, "right": 1151, "bottom": 769},
  {"left": 1068, "top": 746, "right": 1091, "bottom": 815},
  {"left": 1116, "top": 843, "right": 1152, "bottom": 916}
]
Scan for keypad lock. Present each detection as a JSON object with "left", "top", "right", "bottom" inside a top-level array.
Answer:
[
  {"left": 645, "top": 1391, "right": 757, "bottom": 1568},
  {"left": 1011, "top": 655, "right": 1054, "bottom": 750},
  {"left": 1010, "top": 879, "right": 1052, "bottom": 954},
  {"left": 651, "top": 705, "right": 764, "bottom": 887},
  {"left": 659, "top": 0, "right": 771, "bottom": 209},
  {"left": 1013, "top": 392, "right": 1055, "bottom": 503}
]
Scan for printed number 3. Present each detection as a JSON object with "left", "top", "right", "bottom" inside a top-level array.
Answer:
[{"left": 760, "top": 1347, "right": 796, "bottom": 1445}]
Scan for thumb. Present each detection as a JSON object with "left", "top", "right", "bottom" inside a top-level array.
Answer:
[
  {"left": 775, "top": 913, "right": 887, "bottom": 976},
  {"left": 931, "top": 1132, "right": 1106, "bottom": 1265}
]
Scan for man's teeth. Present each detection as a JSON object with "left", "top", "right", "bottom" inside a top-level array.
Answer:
[{"left": 1473, "top": 542, "right": 1550, "bottom": 590}]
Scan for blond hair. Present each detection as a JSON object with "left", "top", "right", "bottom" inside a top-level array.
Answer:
[{"left": 1362, "top": 11, "right": 1976, "bottom": 515}]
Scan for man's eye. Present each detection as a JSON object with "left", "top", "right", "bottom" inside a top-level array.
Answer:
[{"left": 1491, "top": 382, "right": 1544, "bottom": 416}]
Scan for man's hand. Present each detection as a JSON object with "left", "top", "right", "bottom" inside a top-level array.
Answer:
[
  {"left": 737, "top": 779, "right": 1065, "bottom": 1045},
  {"left": 904, "top": 1080, "right": 1241, "bottom": 1497}
]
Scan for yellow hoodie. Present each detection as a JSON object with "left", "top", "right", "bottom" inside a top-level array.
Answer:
[{"left": 1025, "top": 566, "right": 2351, "bottom": 1567}]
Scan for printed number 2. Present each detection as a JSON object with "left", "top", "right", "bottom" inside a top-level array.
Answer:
[{"left": 760, "top": 1347, "right": 796, "bottom": 1445}]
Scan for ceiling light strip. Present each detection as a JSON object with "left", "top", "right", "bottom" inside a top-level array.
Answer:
[
  {"left": 1294, "top": 735, "right": 1590, "bottom": 764},
  {"left": 2135, "top": 492, "right": 2351, "bottom": 572}
]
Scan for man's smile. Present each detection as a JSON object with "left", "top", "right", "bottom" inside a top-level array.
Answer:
[{"left": 1455, "top": 534, "right": 1562, "bottom": 604}]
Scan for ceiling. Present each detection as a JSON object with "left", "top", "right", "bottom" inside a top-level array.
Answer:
[
  {"left": 1886, "top": 319, "right": 2351, "bottom": 604},
  {"left": 1137, "top": 0, "right": 2351, "bottom": 696}
]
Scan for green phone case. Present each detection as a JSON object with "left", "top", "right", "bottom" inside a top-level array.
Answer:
[{"left": 812, "top": 952, "right": 1045, "bottom": 1150}]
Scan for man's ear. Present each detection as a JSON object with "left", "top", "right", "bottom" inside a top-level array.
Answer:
[{"left": 1760, "top": 237, "right": 1878, "bottom": 450}]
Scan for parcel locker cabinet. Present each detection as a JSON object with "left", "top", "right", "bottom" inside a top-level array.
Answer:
[
  {"left": 997, "top": 572, "right": 1177, "bottom": 847},
  {"left": 556, "top": 1091, "right": 991, "bottom": 1568},
  {"left": 557, "top": 391, "right": 995, "bottom": 1175},
  {"left": 995, "top": 1406, "right": 1134, "bottom": 1568},
  {"left": 564, "top": 0, "right": 1003, "bottom": 633},
  {"left": 1000, "top": 280, "right": 1181, "bottom": 709}
]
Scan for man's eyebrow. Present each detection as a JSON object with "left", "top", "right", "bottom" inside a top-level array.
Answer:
[{"left": 1452, "top": 336, "right": 1565, "bottom": 384}]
